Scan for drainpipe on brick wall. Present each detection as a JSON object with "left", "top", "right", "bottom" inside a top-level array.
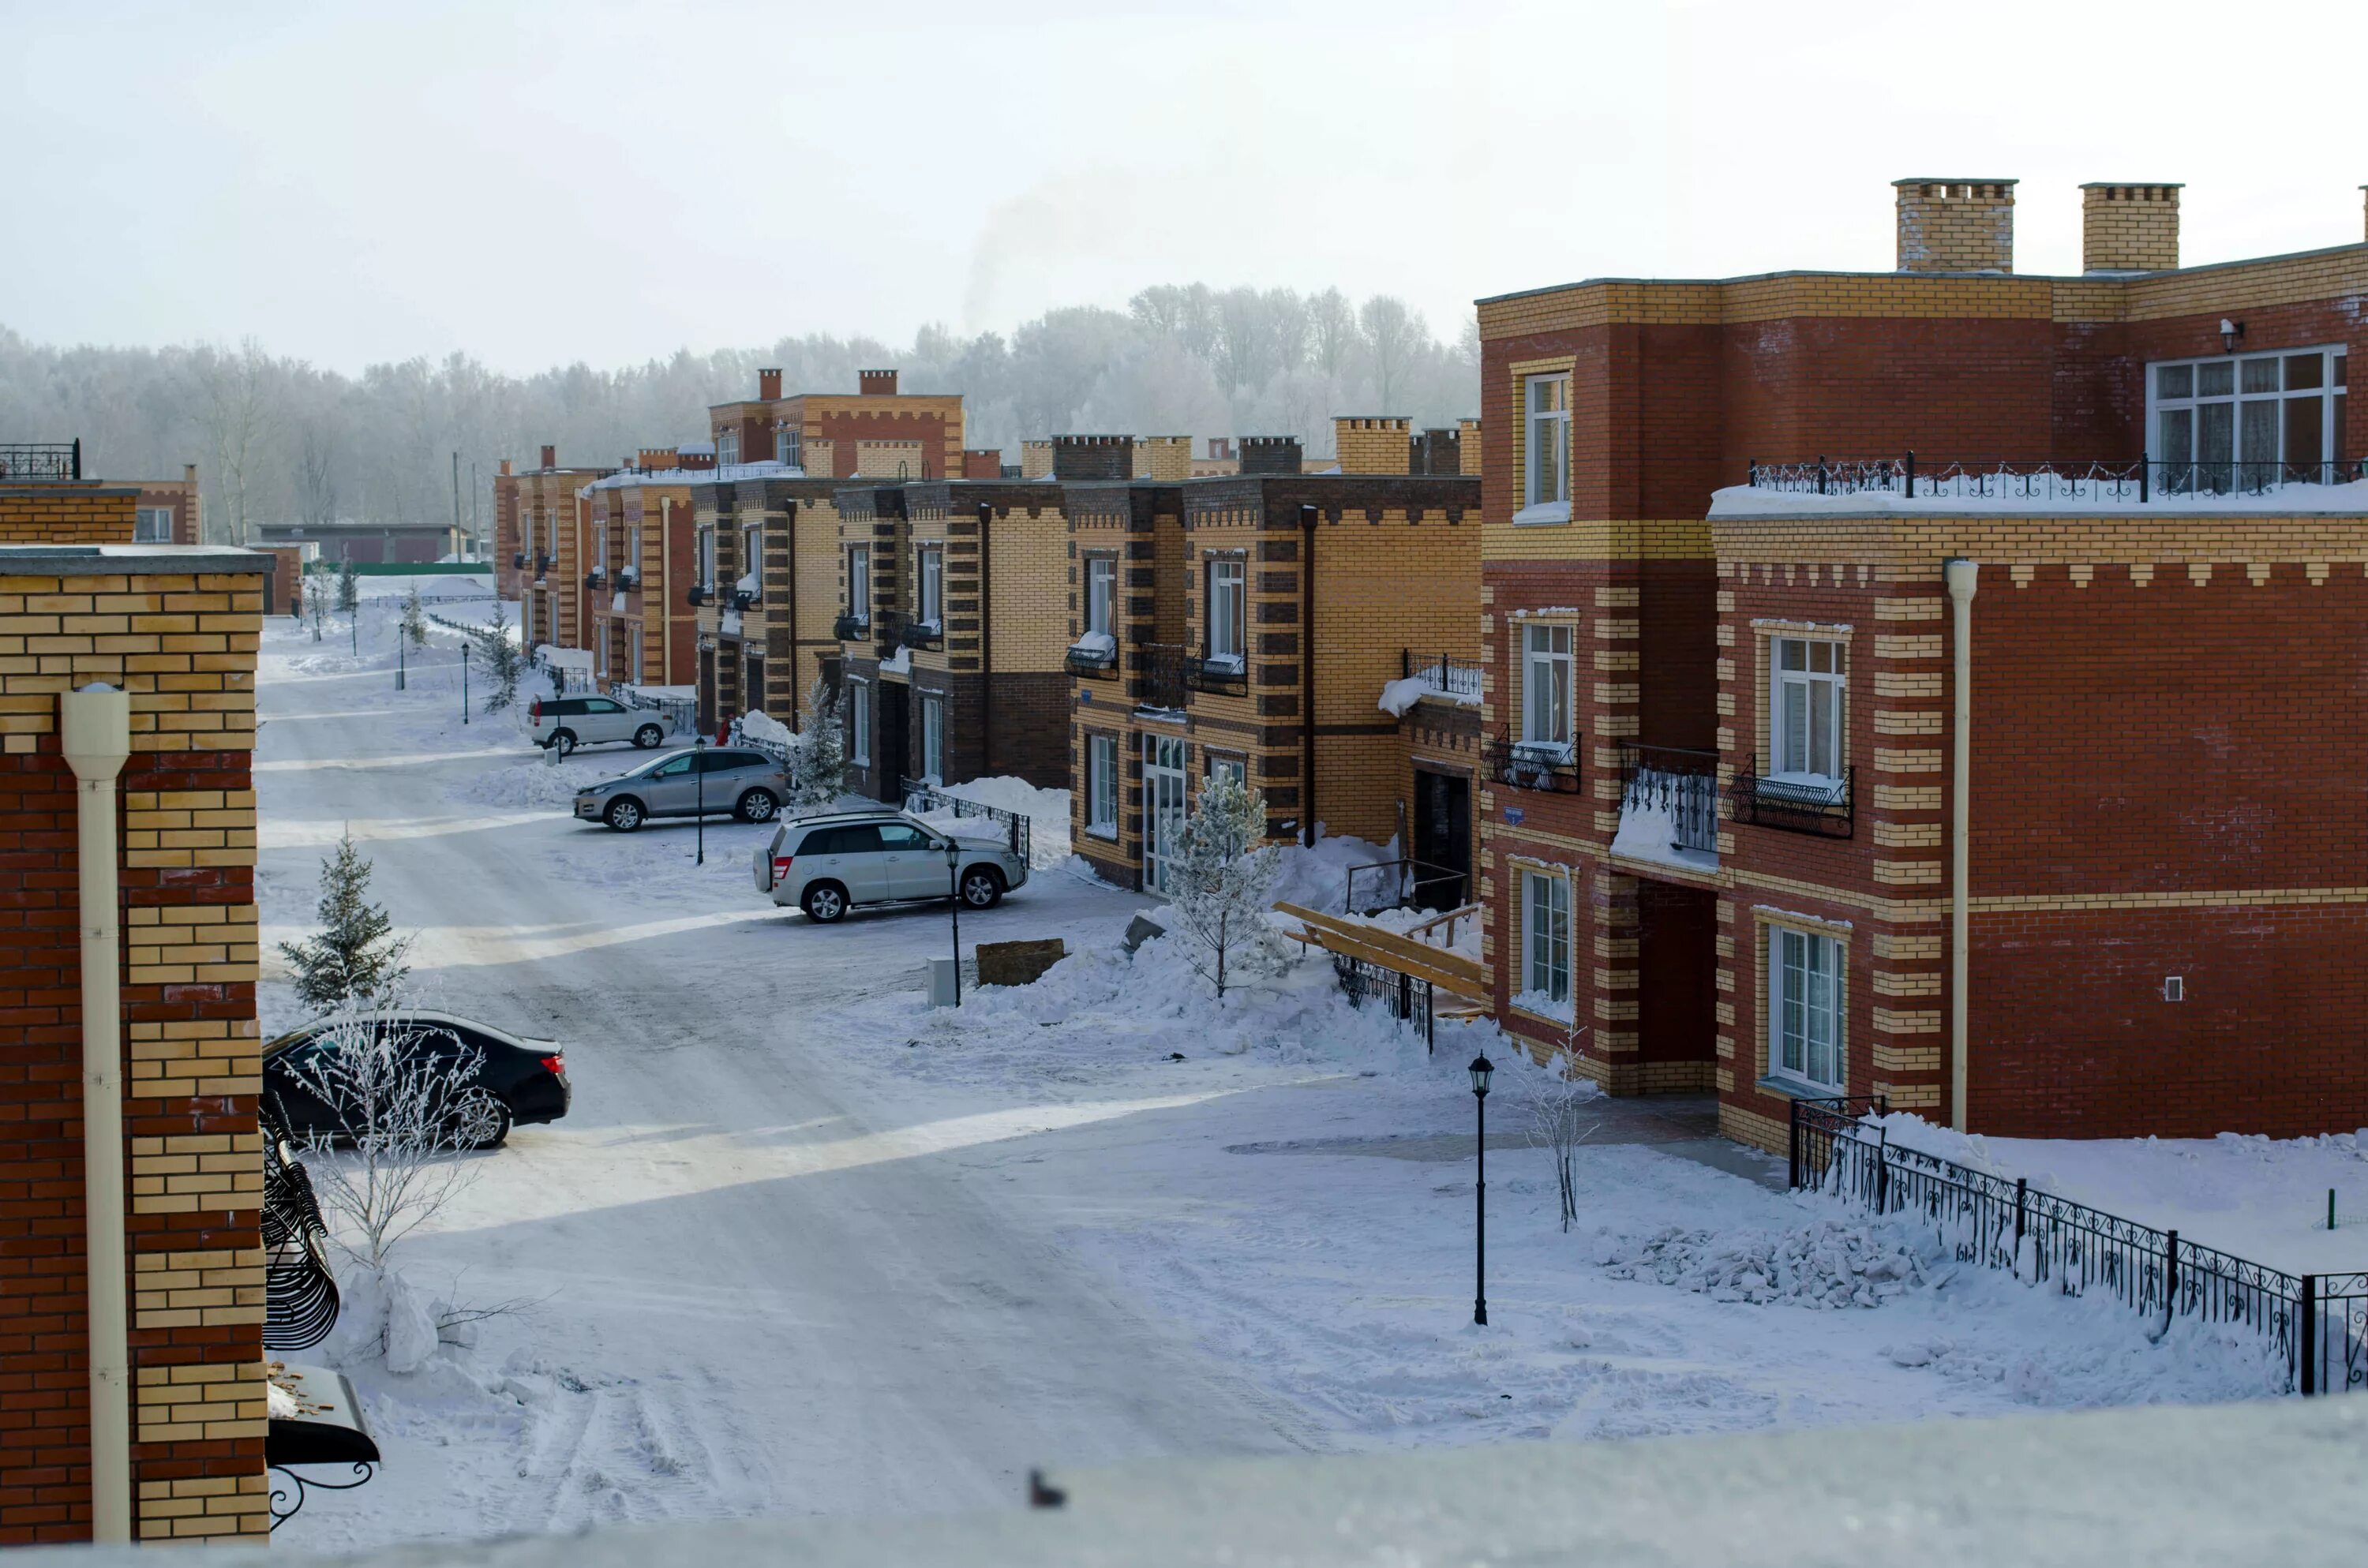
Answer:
[
  {"left": 1300, "top": 504, "right": 1318, "bottom": 848},
  {"left": 661, "top": 496, "right": 674, "bottom": 686},
  {"left": 61, "top": 683, "right": 133, "bottom": 1544},
  {"left": 977, "top": 501, "right": 994, "bottom": 775},
  {"left": 785, "top": 501, "right": 800, "bottom": 732},
  {"left": 1944, "top": 558, "right": 1979, "bottom": 1134}
]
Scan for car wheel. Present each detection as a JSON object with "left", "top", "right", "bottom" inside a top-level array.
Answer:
[
  {"left": 633, "top": 723, "right": 664, "bottom": 748},
  {"left": 451, "top": 1088, "right": 511, "bottom": 1150},
  {"left": 736, "top": 789, "right": 777, "bottom": 823},
  {"left": 605, "top": 797, "right": 645, "bottom": 832},
  {"left": 551, "top": 728, "right": 577, "bottom": 758},
  {"left": 960, "top": 866, "right": 1006, "bottom": 909},
  {"left": 802, "top": 881, "right": 849, "bottom": 923}
]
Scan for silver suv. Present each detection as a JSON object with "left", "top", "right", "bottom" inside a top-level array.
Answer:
[
  {"left": 753, "top": 810, "right": 1029, "bottom": 922},
  {"left": 575, "top": 747, "right": 789, "bottom": 831},
  {"left": 527, "top": 695, "right": 669, "bottom": 756}
]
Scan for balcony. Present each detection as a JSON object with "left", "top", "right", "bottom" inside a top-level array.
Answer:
[
  {"left": 616, "top": 568, "right": 640, "bottom": 593},
  {"left": 0, "top": 441, "right": 81, "bottom": 483},
  {"left": 1184, "top": 653, "right": 1248, "bottom": 696},
  {"left": 833, "top": 612, "right": 871, "bottom": 642},
  {"left": 1615, "top": 743, "right": 1721, "bottom": 866},
  {"left": 1482, "top": 735, "right": 1580, "bottom": 794},
  {"left": 686, "top": 583, "right": 712, "bottom": 608},
  {"left": 534, "top": 554, "right": 554, "bottom": 579},
  {"left": 511, "top": 551, "right": 526, "bottom": 571},
  {"left": 1136, "top": 643, "right": 1188, "bottom": 713},
  {"left": 1729, "top": 756, "right": 1853, "bottom": 838},
  {"left": 899, "top": 617, "right": 942, "bottom": 651},
  {"left": 1066, "top": 634, "right": 1118, "bottom": 678},
  {"left": 1743, "top": 452, "right": 2368, "bottom": 506},
  {"left": 730, "top": 584, "right": 760, "bottom": 612},
  {"left": 1399, "top": 649, "right": 1485, "bottom": 701},
  {"left": 585, "top": 568, "right": 607, "bottom": 592}
]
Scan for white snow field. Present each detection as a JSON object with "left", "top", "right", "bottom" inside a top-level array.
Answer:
[{"left": 257, "top": 605, "right": 2291, "bottom": 1553}]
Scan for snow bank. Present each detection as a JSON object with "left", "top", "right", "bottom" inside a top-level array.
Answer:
[
  {"left": 1265, "top": 833, "right": 1396, "bottom": 915},
  {"left": 1377, "top": 677, "right": 1429, "bottom": 718},
  {"left": 741, "top": 709, "right": 792, "bottom": 747},
  {"left": 1601, "top": 1218, "right": 1931, "bottom": 1308},
  {"left": 1608, "top": 793, "right": 1718, "bottom": 874},
  {"left": 352, "top": 571, "right": 496, "bottom": 601},
  {"left": 451, "top": 755, "right": 594, "bottom": 811}
]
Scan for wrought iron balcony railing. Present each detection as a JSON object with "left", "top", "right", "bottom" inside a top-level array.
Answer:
[
  {"left": 1482, "top": 735, "right": 1581, "bottom": 794},
  {"left": 686, "top": 583, "right": 711, "bottom": 608},
  {"left": 534, "top": 554, "right": 554, "bottom": 578},
  {"left": 730, "top": 586, "right": 760, "bottom": 612},
  {"left": 1729, "top": 755, "right": 1853, "bottom": 837},
  {"left": 1399, "top": 649, "right": 1486, "bottom": 700},
  {"left": 899, "top": 616, "right": 942, "bottom": 650},
  {"left": 1066, "top": 640, "right": 1118, "bottom": 678},
  {"left": 616, "top": 568, "right": 640, "bottom": 592},
  {"left": 833, "top": 612, "right": 871, "bottom": 642},
  {"left": 585, "top": 569, "right": 606, "bottom": 591},
  {"left": 1136, "top": 643, "right": 1189, "bottom": 712},
  {"left": 1184, "top": 653, "right": 1249, "bottom": 695},
  {"left": 1617, "top": 742, "right": 1721, "bottom": 855},
  {"left": 1745, "top": 452, "right": 2368, "bottom": 505},
  {"left": 0, "top": 441, "right": 81, "bottom": 483},
  {"left": 511, "top": 552, "right": 526, "bottom": 570}
]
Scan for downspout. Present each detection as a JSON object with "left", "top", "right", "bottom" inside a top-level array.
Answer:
[
  {"left": 977, "top": 501, "right": 994, "bottom": 775},
  {"left": 1944, "top": 558, "right": 1978, "bottom": 1133},
  {"left": 1300, "top": 503, "right": 1318, "bottom": 848},
  {"left": 61, "top": 683, "right": 132, "bottom": 1544},
  {"left": 785, "top": 500, "right": 800, "bottom": 732},
  {"left": 661, "top": 496, "right": 674, "bottom": 685}
]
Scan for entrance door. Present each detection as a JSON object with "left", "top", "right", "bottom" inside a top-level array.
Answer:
[
  {"left": 877, "top": 685, "right": 910, "bottom": 801},
  {"left": 1412, "top": 770, "right": 1471, "bottom": 908},
  {"left": 697, "top": 648, "right": 716, "bottom": 733},
  {"left": 746, "top": 651, "right": 766, "bottom": 718},
  {"left": 1142, "top": 734, "right": 1189, "bottom": 894}
]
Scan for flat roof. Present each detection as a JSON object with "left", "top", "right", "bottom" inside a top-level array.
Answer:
[{"left": 0, "top": 543, "right": 274, "bottom": 574}]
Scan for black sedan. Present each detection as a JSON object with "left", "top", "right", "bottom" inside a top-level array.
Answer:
[{"left": 262, "top": 1010, "right": 571, "bottom": 1149}]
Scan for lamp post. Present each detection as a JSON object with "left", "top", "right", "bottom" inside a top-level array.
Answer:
[
  {"left": 1469, "top": 1052, "right": 1493, "bottom": 1326},
  {"left": 944, "top": 838, "right": 962, "bottom": 1005},
  {"left": 694, "top": 734, "right": 706, "bottom": 866},
  {"left": 397, "top": 629, "right": 407, "bottom": 691},
  {"left": 460, "top": 642, "right": 470, "bottom": 724}
]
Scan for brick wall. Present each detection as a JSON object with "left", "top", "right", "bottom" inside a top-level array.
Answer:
[{"left": 0, "top": 488, "right": 137, "bottom": 544}]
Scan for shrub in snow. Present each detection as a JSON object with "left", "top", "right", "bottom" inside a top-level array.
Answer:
[
  {"left": 1524, "top": 1020, "right": 1598, "bottom": 1232},
  {"left": 472, "top": 602, "right": 526, "bottom": 713},
  {"left": 306, "top": 576, "right": 328, "bottom": 642},
  {"left": 335, "top": 558, "right": 359, "bottom": 612},
  {"left": 1163, "top": 774, "right": 1284, "bottom": 999},
  {"left": 400, "top": 582, "right": 429, "bottom": 647},
  {"left": 785, "top": 679, "right": 845, "bottom": 813},
  {"left": 276, "top": 830, "right": 412, "bottom": 1011}
]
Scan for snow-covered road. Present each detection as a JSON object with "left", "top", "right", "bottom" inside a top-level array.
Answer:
[{"left": 256, "top": 620, "right": 1313, "bottom": 1549}]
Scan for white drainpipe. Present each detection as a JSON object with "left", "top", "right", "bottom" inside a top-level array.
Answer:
[
  {"left": 1943, "top": 559, "right": 1978, "bottom": 1134},
  {"left": 61, "top": 683, "right": 133, "bottom": 1544}
]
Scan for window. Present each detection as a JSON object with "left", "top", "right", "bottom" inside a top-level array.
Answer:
[
  {"left": 847, "top": 546, "right": 871, "bottom": 618},
  {"left": 918, "top": 548, "right": 943, "bottom": 626},
  {"left": 1770, "top": 637, "right": 1846, "bottom": 781},
  {"left": 718, "top": 428, "right": 740, "bottom": 466},
  {"left": 1207, "top": 754, "right": 1246, "bottom": 788},
  {"left": 2150, "top": 345, "right": 2348, "bottom": 491},
  {"left": 1520, "top": 868, "right": 1572, "bottom": 1012},
  {"left": 877, "top": 822, "right": 936, "bottom": 851},
  {"left": 134, "top": 507, "right": 173, "bottom": 543},
  {"left": 626, "top": 524, "right": 641, "bottom": 576},
  {"left": 631, "top": 631, "right": 644, "bottom": 684},
  {"left": 1087, "top": 733, "right": 1119, "bottom": 838},
  {"left": 1205, "top": 557, "right": 1245, "bottom": 663},
  {"left": 698, "top": 526, "right": 717, "bottom": 589},
  {"left": 1143, "top": 734, "right": 1189, "bottom": 893},
  {"left": 1770, "top": 926, "right": 1843, "bottom": 1091},
  {"left": 1520, "top": 623, "right": 1574, "bottom": 750},
  {"left": 920, "top": 694, "right": 944, "bottom": 782},
  {"left": 774, "top": 427, "right": 798, "bottom": 466},
  {"left": 802, "top": 823, "right": 882, "bottom": 856},
  {"left": 594, "top": 526, "right": 608, "bottom": 571},
  {"left": 848, "top": 679, "right": 871, "bottom": 764},
  {"left": 1523, "top": 373, "right": 1570, "bottom": 512},
  {"left": 741, "top": 522, "right": 761, "bottom": 584},
  {"left": 595, "top": 634, "right": 608, "bottom": 678},
  {"left": 1086, "top": 556, "right": 1115, "bottom": 636}
]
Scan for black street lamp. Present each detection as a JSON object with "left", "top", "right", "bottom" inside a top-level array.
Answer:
[
  {"left": 943, "top": 838, "right": 962, "bottom": 1005},
  {"left": 397, "top": 629, "right": 407, "bottom": 691},
  {"left": 461, "top": 643, "right": 470, "bottom": 724},
  {"left": 694, "top": 734, "right": 707, "bottom": 866},
  {"left": 1469, "top": 1052, "right": 1493, "bottom": 1326}
]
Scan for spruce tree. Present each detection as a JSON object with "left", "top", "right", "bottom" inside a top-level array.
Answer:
[
  {"left": 474, "top": 603, "right": 525, "bottom": 713},
  {"left": 277, "top": 831, "right": 410, "bottom": 1011},
  {"left": 787, "top": 679, "right": 845, "bottom": 813},
  {"left": 336, "top": 559, "right": 360, "bottom": 613},
  {"left": 400, "top": 583, "right": 429, "bottom": 647}
]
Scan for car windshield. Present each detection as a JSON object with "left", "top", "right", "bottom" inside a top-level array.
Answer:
[{"left": 621, "top": 751, "right": 688, "bottom": 778}]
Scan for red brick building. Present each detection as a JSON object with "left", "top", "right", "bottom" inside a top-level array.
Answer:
[
  {"left": 709, "top": 366, "right": 968, "bottom": 480},
  {"left": 1476, "top": 178, "right": 2367, "bottom": 1147}
]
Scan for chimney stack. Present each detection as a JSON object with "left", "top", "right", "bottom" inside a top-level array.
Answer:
[
  {"left": 2081, "top": 184, "right": 2181, "bottom": 273},
  {"left": 758, "top": 368, "right": 782, "bottom": 402},
  {"left": 1238, "top": 436, "right": 1303, "bottom": 477},
  {"left": 1333, "top": 416, "right": 1413, "bottom": 475},
  {"left": 498, "top": 458, "right": 511, "bottom": 477},
  {"left": 1051, "top": 435, "right": 1135, "bottom": 481},
  {"left": 539, "top": 444, "right": 556, "bottom": 470},
  {"left": 859, "top": 369, "right": 899, "bottom": 397},
  {"left": 1457, "top": 418, "right": 1482, "bottom": 475},
  {"left": 1894, "top": 178, "right": 2017, "bottom": 273}
]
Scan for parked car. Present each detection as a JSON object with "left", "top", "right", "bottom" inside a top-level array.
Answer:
[
  {"left": 752, "top": 809, "right": 1029, "bottom": 922},
  {"left": 262, "top": 1010, "right": 570, "bottom": 1150},
  {"left": 575, "top": 747, "right": 789, "bottom": 831},
  {"left": 527, "top": 694, "right": 669, "bottom": 756}
]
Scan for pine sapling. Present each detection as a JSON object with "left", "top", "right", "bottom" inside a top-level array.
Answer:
[
  {"left": 787, "top": 678, "right": 846, "bottom": 814},
  {"left": 276, "top": 830, "right": 412, "bottom": 1011},
  {"left": 335, "top": 559, "right": 359, "bottom": 613},
  {"left": 306, "top": 576, "right": 327, "bottom": 642},
  {"left": 1165, "top": 774, "right": 1283, "bottom": 999},
  {"left": 400, "top": 582, "right": 429, "bottom": 647},
  {"left": 474, "top": 603, "right": 525, "bottom": 713}
]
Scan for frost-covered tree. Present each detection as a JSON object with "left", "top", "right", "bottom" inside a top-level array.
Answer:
[
  {"left": 335, "top": 558, "right": 359, "bottom": 613},
  {"left": 473, "top": 603, "right": 524, "bottom": 713},
  {"left": 1526, "top": 1018, "right": 1597, "bottom": 1233},
  {"left": 399, "top": 582, "right": 428, "bottom": 648},
  {"left": 306, "top": 572, "right": 327, "bottom": 642},
  {"left": 788, "top": 678, "right": 845, "bottom": 812},
  {"left": 276, "top": 831, "right": 411, "bottom": 1011},
  {"left": 1165, "top": 775, "right": 1283, "bottom": 998}
]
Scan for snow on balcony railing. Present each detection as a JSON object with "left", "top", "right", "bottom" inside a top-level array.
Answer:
[{"left": 1729, "top": 454, "right": 2368, "bottom": 513}]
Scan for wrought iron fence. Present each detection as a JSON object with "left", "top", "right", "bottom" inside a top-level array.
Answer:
[
  {"left": 1332, "top": 952, "right": 1435, "bottom": 1047},
  {"left": 616, "top": 683, "right": 696, "bottom": 735},
  {"left": 1617, "top": 743, "right": 1721, "bottom": 855},
  {"left": 1065, "top": 642, "right": 1118, "bottom": 678},
  {"left": 1136, "top": 643, "right": 1189, "bottom": 712},
  {"left": 260, "top": 1106, "right": 340, "bottom": 1353},
  {"left": 899, "top": 617, "right": 941, "bottom": 650},
  {"left": 1184, "top": 654, "right": 1249, "bottom": 696},
  {"left": 1785, "top": 1097, "right": 2368, "bottom": 1394},
  {"left": 1744, "top": 453, "right": 2368, "bottom": 504},
  {"left": 900, "top": 777, "right": 1033, "bottom": 863},
  {"left": 1482, "top": 735, "right": 1581, "bottom": 794},
  {"left": 1399, "top": 649, "right": 1486, "bottom": 700},
  {"left": 1345, "top": 857, "right": 1468, "bottom": 915},
  {"left": 833, "top": 612, "right": 871, "bottom": 642},
  {"left": 1729, "top": 755, "right": 1853, "bottom": 837},
  {"left": 0, "top": 440, "right": 80, "bottom": 482}
]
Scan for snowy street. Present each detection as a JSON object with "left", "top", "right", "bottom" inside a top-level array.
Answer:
[{"left": 261, "top": 601, "right": 2291, "bottom": 1553}]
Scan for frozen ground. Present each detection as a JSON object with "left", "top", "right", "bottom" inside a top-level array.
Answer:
[{"left": 255, "top": 604, "right": 2295, "bottom": 1553}]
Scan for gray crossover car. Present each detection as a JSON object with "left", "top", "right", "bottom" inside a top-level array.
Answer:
[
  {"left": 752, "top": 809, "right": 1029, "bottom": 922},
  {"left": 575, "top": 747, "right": 789, "bottom": 831}
]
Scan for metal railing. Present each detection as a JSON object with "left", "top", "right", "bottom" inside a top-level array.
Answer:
[
  {"left": 0, "top": 440, "right": 80, "bottom": 482},
  {"left": 584, "top": 570, "right": 605, "bottom": 592},
  {"left": 260, "top": 1104, "right": 340, "bottom": 1353},
  {"left": 1400, "top": 649, "right": 1486, "bottom": 700},
  {"left": 899, "top": 616, "right": 941, "bottom": 650},
  {"left": 1184, "top": 653, "right": 1248, "bottom": 695},
  {"left": 900, "top": 777, "right": 1032, "bottom": 862},
  {"left": 1617, "top": 742, "right": 1721, "bottom": 855},
  {"left": 686, "top": 582, "right": 711, "bottom": 608},
  {"left": 1066, "top": 642, "right": 1118, "bottom": 678},
  {"left": 534, "top": 554, "right": 554, "bottom": 578},
  {"left": 1346, "top": 857, "right": 1468, "bottom": 915},
  {"left": 1136, "top": 643, "right": 1188, "bottom": 712},
  {"left": 833, "top": 612, "right": 871, "bottom": 642},
  {"left": 1745, "top": 453, "right": 2368, "bottom": 504},
  {"left": 1332, "top": 952, "right": 1436, "bottom": 1049},
  {"left": 1482, "top": 735, "right": 1581, "bottom": 794},
  {"left": 1729, "top": 755, "right": 1853, "bottom": 837},
  {"left": 1788, "top": 1096, "right": 2368, "bottom": 1396},
  {"left": 616, "top": 683, "right": 696, "bottom": 735},
  {"left": 616, "top": 568, "right": 639, "bottom": 592}
]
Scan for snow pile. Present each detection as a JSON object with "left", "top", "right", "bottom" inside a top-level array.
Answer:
[
  {"left": 740, "top": 709, "right": 792, "bottom": 747},
  {"left": 1512, "top": 988, "right": 1576, "bottom": 1023},
  {"left": 451, "top": 755, "right": 592, "bottom": 811},
  {"left": 1069, "top": 631, "right": 1116, "bottom": 657},
  {"left": 1599, "top": 1218, "right": 1935, "bottom": 1308},
  {"left": 352, "top": 571, "right": 496, "bottom": 601},
  {"left": 1377, "top": 677, "right": 1429, "bottom": 718},
  {"left": 1608, "top": 791, "right": 1718, "bottom": 873},
  {"left": 1265, "top": 832, "right": 1397, "bottom": 914}
]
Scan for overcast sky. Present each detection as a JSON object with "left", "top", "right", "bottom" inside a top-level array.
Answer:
[{"left": 6, "top": 0, "right": 2361, "bottom": 375}]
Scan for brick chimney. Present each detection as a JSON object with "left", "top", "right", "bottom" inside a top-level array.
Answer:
[
  {"left": 498, "top": 458, "right": 512, "bottom": 477},
  {"left": 539, "top": 444, "right": 556, "bottom": 470},
  {"left": 1333, "top": 416, "right": 1413, "bottom": 475},
  {"left": 1051, "top": 435, "right": 1135, "bottom": 481},
  {"left": 1238, "top": 436, "right": 1303, "bottom": 477},
  {"left": 1411, "top": 428, "right": 1461, "bottom": 476},
  {"left": 758, "top": 368, "right": 782, "bottom": 402},
  {"left": 2081, "top": 184, "right": 2181, "bottom": 273},
  {"left": 1894, "top": 178, "right": 2017, "bottom": 273},
  {"left": 961, "top": 448, "right": 1003, "bottom": 479},
  {"left": 1457, "top": 418, "right": 1482, "bottom": 475},
  {"left": 859, "top": 369, "right": 899, "bottom": 397}
]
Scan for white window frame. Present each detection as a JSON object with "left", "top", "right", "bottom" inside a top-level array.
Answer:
[
  {"left": 741, "top": 522, "right": 761, "bottom": 583},
  {"left": 1768, "top": 925, "right": 1845, "bottom": 1092},
  {"left": 1519, "top": 866, "right": 1572, "bottom": 1012},
  {"left": 626, "top": 523, "right": 641, "bottom": 578},
  {"left": 1087, "top": 733, "right": 1119, "bottom": 838},
  {"left": 1087, "top": 556, "right": 1116, "bottom": 636},
  {"left": 918, "top": 547, "right": 943, "bottom": 626},
  {"left": 1770, "top": 635, "right": 1846, "bottom": 784},
  {"left": 2147, "top": 344, "right": 2348, "bottom": 490},
  {"left": 1207, "top": 754, "right": 1246, "bottom": 788},
  {"left": 1519, "top": 622, "right": 1574, "bottom": 753},
  {"left": 1521, "top": 372, "right": 1571, "bottom": 518},
  {"left": 847, "top": 545, "right": 871, "bottom": 618},
  {"left": 774, "top": 427, "right": 794, "bottom": 466},
  {"left": 1206, "top": 557, "right": 1245, "bottom": 662},
  {"left": 133, "top": 506, "right": 173, "bottom": 543},
  {"left": 697, "top": 526, "right": 717, "bottom": 589},
  {"left": 1142, "top": 733, "right": 1189, "bottom": 894},
  {"left": 920, "top": 694, "right": 944, "bottom": 782},
  {"left": 847, "top": 678, "right": 871, "bottom": 764},
  {"left": 594, "top": 525, "right": 608, "bottom": 571},
  {"left": 631, "top": 630, "right": 644, "bottom": 684},
  {"left": 718, "top": 428, "right": 740, "bottom": 467}
]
